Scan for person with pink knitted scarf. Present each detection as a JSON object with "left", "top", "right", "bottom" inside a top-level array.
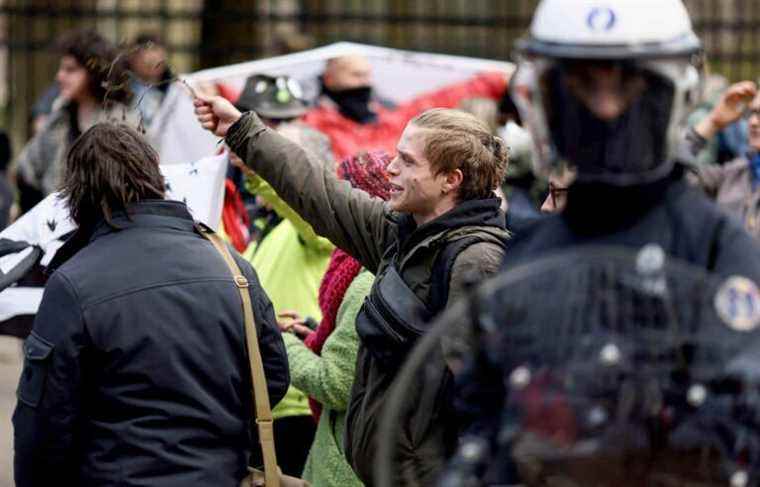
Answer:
[{"left": 278, "top": 151, "right": 392, "bottom": 486}]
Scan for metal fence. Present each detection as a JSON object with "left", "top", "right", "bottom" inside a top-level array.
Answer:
[{"left": 3, "top": 0, "right": 760, "bottom": 146}]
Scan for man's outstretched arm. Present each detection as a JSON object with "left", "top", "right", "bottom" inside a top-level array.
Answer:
[{"left": 194, "top": 96, "right": 392, "bottom": 273}]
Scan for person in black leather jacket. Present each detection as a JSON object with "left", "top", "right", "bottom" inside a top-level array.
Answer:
[{"left": 13, "top": 122, "right": 289, "bottom": 487}]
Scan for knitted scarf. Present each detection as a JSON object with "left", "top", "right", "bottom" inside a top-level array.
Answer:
[{"left": 304, "top": 248, "right": 362, "bottom": 420}]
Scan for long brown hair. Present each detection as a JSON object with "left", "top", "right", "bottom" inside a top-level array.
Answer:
[
  {"left": 57, "top": 28, "right": 132, "bottom": 104},
  {"left": 61, "top": 122, "right": 165, "bottom": 228}
]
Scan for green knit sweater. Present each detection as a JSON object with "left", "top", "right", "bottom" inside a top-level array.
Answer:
[{"left": 282, "top": 270, "right": 373, "bottom": 487}]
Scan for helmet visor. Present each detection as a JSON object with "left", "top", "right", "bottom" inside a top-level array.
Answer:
[{"left": 540, "top": 60, "right": 675, "bottom": 184}]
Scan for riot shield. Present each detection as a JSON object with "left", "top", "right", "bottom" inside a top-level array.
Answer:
[{"left": 375, "top": 245, "right": 760, "bottom": 487}]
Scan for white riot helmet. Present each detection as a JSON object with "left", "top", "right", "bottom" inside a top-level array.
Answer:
[{"left": 511, "top": 0, "right": 702, "bottom": 186}]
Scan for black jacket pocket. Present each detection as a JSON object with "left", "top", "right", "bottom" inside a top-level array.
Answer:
[{"left": 17, "top": 333, "right": 54, "bottom": 408}]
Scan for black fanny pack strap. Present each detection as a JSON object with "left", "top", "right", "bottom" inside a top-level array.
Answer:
[
  {"left": 356, "top": 231, "right": 506, "bottom": 367},
  {"left": 428, "top": 234, "right": 506, "bottom": 313}
]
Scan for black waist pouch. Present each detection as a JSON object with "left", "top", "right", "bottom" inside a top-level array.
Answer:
[{"left": 356, "top": 265, "right": 431, "bottom": 368}]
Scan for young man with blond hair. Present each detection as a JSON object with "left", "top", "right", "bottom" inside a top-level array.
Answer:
[{"left": 195, "top": 96, "right": 510, "bottom": 484}]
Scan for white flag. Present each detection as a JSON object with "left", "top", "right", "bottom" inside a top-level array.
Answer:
[{"left": 162, "top": 153, "right": 228, "bottom": 231}]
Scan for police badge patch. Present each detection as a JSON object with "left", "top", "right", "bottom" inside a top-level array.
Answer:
[{"left": 715, "top": 275, "right": 760, "bottom": 332}]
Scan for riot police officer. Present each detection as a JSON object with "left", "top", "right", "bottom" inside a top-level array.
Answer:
[{"left": 378, "top": 0, "right": 760, "bottom": 485}]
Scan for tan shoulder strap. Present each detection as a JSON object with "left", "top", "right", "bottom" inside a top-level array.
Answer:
[{"left": 199, "top": 226, "right": 280, "bottom": 487}]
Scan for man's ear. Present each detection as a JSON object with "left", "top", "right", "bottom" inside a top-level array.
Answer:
[{"left": 442, "top": 168, "right": 464, "bottom": 195}]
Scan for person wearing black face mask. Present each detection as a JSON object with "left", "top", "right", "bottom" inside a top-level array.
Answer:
[
  {"left": 301, "top": 54, "right": 510, "bottom": 162},
  {"left": 321, "top": 84, "right": 376, "bottom": 124},
  {"left": 319, "top": 55, "right": 379, "bottom": 124}
]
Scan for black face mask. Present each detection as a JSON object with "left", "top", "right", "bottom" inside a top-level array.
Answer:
[
  {"left": 543, "top": 66, "right": 674, "bottom": 185},
  {"left": 323, "top": 84, "right": 377, "bottom": 124}
]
